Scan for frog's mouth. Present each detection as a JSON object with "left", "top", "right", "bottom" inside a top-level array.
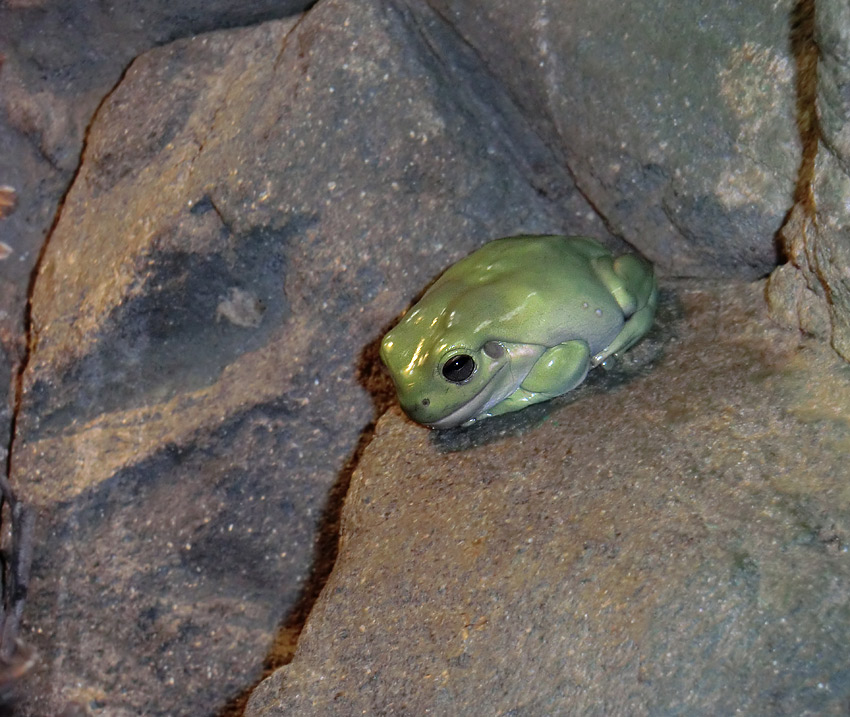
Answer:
[{"left": 422, "top": 364, "right": 519, "bottom": 430}]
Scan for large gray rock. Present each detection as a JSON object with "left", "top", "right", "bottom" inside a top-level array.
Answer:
[
  {"left": 414, "top": 0, "right": 801, "bottom": 278},
  {"left": 0, "top": 0, "right": 314, "bottom": 278},
  {"left": 0, "top": 0, "right": 316, "bottom": 541},
  {"left": 10, "top": 2, "right": 606, "bottom": 714},
  {"left": 247, "top": 282, "right": 850, "bottom": 716}
]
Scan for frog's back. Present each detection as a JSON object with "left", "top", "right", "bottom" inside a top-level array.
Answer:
[
  {"left": 432, "top": 235, "right": 625, "bottom": 350},
  {"left": 448, "top": 235, "right": 602, "bottom": 274}
]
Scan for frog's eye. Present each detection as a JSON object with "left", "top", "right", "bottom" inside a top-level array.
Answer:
[{"left": 442, "top": 354, "right": 475, "bottom": 383}]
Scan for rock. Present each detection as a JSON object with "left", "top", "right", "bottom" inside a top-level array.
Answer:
[
  {"left": 412, "top": 0, "right": 801, "bottom": 278},
  {"left": 7, "top": 0, "right": 850, "bottom": 713},
  {"left": 247, "top": 282, "right": 850, "bottom": 715},
  {"left": 768, "top": 0, "right": 850, "bottom": 362},
  {"left": 0, "top": 0, "right": 316, "bottom": 547},
  {"left": 766, "top": 205, "right": 832, "bottom": 341},
  {"left": 808, "top": 148, "right": 850, "bottom": 359},
  {"left": 0, "top": 0, "right": 314, "bottom": 275},
  {"left": 10, "top": 1, "right": 607, "bottom": 714}
]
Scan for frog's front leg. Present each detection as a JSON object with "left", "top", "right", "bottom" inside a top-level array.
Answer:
[
  {"left": 590, "top": 254, "right": 658, "bottom": 366},
  {"left": 482, "top": 340, "right": 591, "bottom": 418}
]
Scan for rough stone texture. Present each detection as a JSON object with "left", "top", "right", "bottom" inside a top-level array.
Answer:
[
  {"left": 0, "top": 0, "right": 314, "bottom": 284},
  {"left": 6, "top": 0, "right": 850, "bottom": 714},
  {"left": 817, "top": 0, "right": 850, "bottom": 161},
  {"left": 766, "top": 204, "right": 832, "bottom": 343},
  {"left": 415, "top": 0, "right": 801, "bottom": 278},
  {"left": 767, "top": 0, "right": 850, "bottom": 362},
  {"left": 9, "top": 2, "right": 609, "bottom": 714},
  {"left": 808, "top": 152, "right": 850, "bottom": 362},
  {"left": 0, "top": 0, "right": 317, "bottom": 608},
  {"left": 247, "top": 281, "right": 850, "bottom": 716}
]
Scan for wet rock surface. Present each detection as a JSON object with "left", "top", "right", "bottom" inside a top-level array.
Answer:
[{"left": 247, "top": 282, "right": 850, "bottom": 716}]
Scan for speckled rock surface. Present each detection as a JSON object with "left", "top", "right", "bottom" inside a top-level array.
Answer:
[
  {"left": 247, "top": 281, "right": 850, "bottom": 715},
  {"left": 9, "top": 2, "right": 606, "bottom": 714},
  {"left": 414, "top": 0, "right": 801, "bottom": 278},
  {"left": 0, "top": 0, "right": 315, "bottom": 475},
  {"left": 0, "top": 0, "right": 314, "bottom": 282}
]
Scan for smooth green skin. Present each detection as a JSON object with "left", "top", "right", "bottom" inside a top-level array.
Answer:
[{"left": 380, "top": 235, "right": 657, "bottom": 429}]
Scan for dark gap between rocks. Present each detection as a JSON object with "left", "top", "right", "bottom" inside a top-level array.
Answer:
[
  {"left": 789, "top": 0, "right": 819, "bottom": 221},
  {"left": 215, "top": 335, "right": 397, "bottom": 717}
]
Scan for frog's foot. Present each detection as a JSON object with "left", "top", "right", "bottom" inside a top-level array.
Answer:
[
  {"left": 590, "top": 254, "right": 658, "bottom": 366},
  {"left": 479, "top": 388, "right": 545, "bottom": 419}
]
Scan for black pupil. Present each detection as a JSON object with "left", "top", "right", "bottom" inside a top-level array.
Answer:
[{"left": 442, "top": 354, "right": 475, "bottom": 383}]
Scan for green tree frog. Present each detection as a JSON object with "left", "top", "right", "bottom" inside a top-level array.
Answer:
[{"left": 380, "top": 235, "right": 657, "bottom": 429}]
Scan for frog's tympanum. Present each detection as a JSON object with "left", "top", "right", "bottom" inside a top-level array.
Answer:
[{"left": 380, "top": 235, "right": 657, "bottom": 429}]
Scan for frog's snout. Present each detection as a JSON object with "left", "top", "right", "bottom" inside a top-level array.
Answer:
[{"left": 399, "top": 394, "right": 432, "bottom": 423}]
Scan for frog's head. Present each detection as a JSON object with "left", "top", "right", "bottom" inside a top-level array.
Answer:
[{"left": 380, "top": 307, "right": 521, "bottom": 429}]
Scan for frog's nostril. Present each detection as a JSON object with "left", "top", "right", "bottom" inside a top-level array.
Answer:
[
  {"left": 483, "top": 341, "right": 505, "bottom": 359},
  {"left": 421, "top": 398, "right": 430, "bottom": 407}
]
